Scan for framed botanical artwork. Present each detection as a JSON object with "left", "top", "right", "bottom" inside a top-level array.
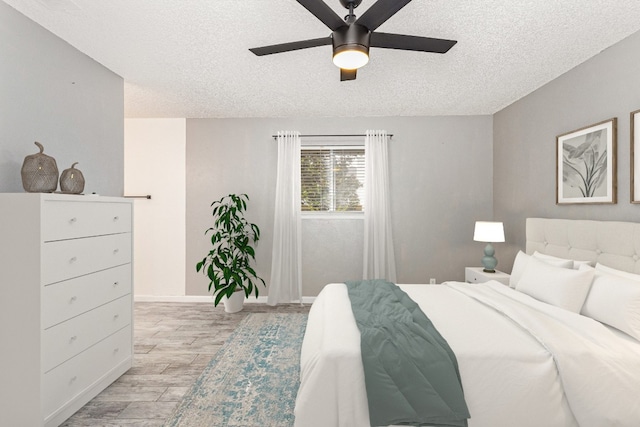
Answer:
[
  {"left": 556, "top": 118, "right": 617, "bottom": 205},
  {"left": 631, "top": 109, "right": 640, "bottom": 203}
]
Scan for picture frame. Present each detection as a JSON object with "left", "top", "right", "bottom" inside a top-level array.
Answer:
[
  {"left": 556, "top": 118, "right": 617, "bottom": 205},
  {"left": 631, "top": 109, "right": 640, "bottom": 203}
]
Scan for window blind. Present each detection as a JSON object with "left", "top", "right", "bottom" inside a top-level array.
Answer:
[{"left": 301, "top": 147, "right": 365, "bottom": 212}]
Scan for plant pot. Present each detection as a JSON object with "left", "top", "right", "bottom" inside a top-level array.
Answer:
[{"left": 223, "top": 290, "right": 245, "bottom": 313}]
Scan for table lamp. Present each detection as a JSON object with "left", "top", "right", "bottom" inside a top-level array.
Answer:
[{"left": 473, "top": 221, "right": 505, "bottom": 273}]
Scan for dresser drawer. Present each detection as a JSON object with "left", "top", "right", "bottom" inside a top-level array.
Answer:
[
  {"left": 43, "top": 326, "right": 131, "bottom": 418},
  {"left": 43, "top": 264, "right": 132, "bottom": 329},
  {"left": 42, "top": 295, "right": 131, "bottom": 372},
  {"left": 42, "top": 233, "right": 131, "bottom": 284},
  {"left": 42, "top": 200, "right": 132, "bottom": 242}
]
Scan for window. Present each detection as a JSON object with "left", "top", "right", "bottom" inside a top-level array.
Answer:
[{"left": 301, "top": 146, "right": 365, "bottom": 212}]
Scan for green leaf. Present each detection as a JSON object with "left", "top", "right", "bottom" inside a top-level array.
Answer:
[
  {"left": 246, "top": 265, "right": 256, "bottom": 277},
  {"left": 246, "top": 246, "right": 255, "bottom": 258},
  {"left": 226, "top": 286, "right": 235, "bottom": 298},
  {"left": 214, "top": 291, "right": 225, "bottom": 307},
  {"left": 212, "top": 257, "right": 224, "bottom": 270},
  {"left": 231, "top": 272, "right": 242, "bottom": 287},
  {"left": 251, "top": 223, "right": 260, "bottom": 240}
]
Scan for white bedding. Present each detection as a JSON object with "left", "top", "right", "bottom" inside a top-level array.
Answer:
[{"left": 294, "top": 281, "right": 640, "bottom": 427}]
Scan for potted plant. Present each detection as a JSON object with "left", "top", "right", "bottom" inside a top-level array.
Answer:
[{"left": 196, "top": 193, "right": 265, "bottom": 313}]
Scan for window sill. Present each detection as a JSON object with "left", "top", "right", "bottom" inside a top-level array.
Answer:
[{"left": 301, "top": 212, "right": 364, "bottom": 220}]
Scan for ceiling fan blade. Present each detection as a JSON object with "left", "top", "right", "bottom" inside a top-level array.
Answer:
[
  {"left": 355, "top": 0, "right": 412, "bottom": 31},
  {"left": 370, "top": 32, "right": 457, "bottom": 53},
  {"left": 340, "top": 68, "right": 357, "bottom": 81},
  {"left": 296, "top": 0, "right": 347, "bottom": 31},
  {"left": 249, "top": 37, "right": 332, "bottom": 56}
]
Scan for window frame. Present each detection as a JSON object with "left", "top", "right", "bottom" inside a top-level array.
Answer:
[{"left": 300, "top": 144, "right": 365, "bottom": 218}]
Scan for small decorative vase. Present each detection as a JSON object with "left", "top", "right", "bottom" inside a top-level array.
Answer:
[
  {"left": 60, "top": 162, "right": 85, "bottom": 194},
  {"left": 222, "top": 290, "right": 245, "bottom": 313},
  {"left": 21, "top": 141, "right": 59, "bottom": 193}
]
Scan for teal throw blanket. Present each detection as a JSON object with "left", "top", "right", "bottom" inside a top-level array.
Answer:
[{"left": 345, "top": 280, "right": 470, "bottom": 427}]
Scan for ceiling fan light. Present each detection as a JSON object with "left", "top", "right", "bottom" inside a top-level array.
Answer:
[{"left": 332, "top": 45, "right": 369, "bottom": 70}]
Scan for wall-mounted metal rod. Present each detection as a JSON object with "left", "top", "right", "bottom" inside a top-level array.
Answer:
[
  {"left": 271, "top": 133, "right": 393, "bottom": 139},
  {"left": 124, "top": 195, "right": 152, "bottom": 199}
]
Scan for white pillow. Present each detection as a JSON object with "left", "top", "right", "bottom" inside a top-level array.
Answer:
[
  {"left": 573, "top": 259, "right": 596, "bottom": 269},
  {"left": 509, "top": 251, "right": 530, "bottom": 288},
  {"left": 509, "top": 251, "right": 573, "bottom": 288},
  {"left": 533, "top": 251, "right": 594, "bottom": 270},
  {"left": 595, "top": 263, "right": 640, "bottom": 281},
  {"left": 581, "top": 269, "right": 640, "bottom": 341},
  {"left": 516, "top": 256, "right": 595, "bottom": 313}
]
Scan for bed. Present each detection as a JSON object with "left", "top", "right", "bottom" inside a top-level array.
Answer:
[{"left": 294, "top": 218, "right": 640, "bottom": 427}]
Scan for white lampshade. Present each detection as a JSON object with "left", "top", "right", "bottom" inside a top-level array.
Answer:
[
  {"left": 473, "top": 221, "right": 505, "bottom": 243},
  {"left": 333, "top": 48, "right": 369, "bottom": 70}
]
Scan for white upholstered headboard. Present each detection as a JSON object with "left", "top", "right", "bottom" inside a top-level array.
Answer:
[{"left": 526, "top": 218, "right": 640, "bottom": 274}]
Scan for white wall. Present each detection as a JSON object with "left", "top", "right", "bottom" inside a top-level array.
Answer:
[
  {"left": 124, "top": 119, "right": 186, "bottom": 297},
  {"left": 1, "top": 2, "right": 124, "bottom": 196}
]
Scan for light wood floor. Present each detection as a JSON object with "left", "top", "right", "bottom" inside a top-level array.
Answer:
[{"left": 61, "top": 302, "right": 310, "bottom": 426}]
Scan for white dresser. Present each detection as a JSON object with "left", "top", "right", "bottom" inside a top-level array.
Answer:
[{"left": 0, "top": 193, "right": 134, "bottom": 427}]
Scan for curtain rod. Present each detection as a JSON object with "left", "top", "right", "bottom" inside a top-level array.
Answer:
[{"left": 271, "top": 133, "right": 393, "bottom": 139}]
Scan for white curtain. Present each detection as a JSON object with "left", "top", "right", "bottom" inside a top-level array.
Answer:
[
  {"left": 268, "top": 131, "right": 302, "bottom": 305},
  {"left": 363, "top": 130, "right": 397, "bottom": 282}
]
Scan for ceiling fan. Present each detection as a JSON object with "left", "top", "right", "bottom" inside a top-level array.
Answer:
[{"left": 249, "top": 0, "right": 457, "bottom": 81}]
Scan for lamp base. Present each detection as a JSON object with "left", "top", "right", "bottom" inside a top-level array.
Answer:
[{"left": 481, "top": 243, "right": 498, "bottom": 273}]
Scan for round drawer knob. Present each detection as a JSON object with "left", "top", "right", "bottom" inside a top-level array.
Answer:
[
  {"left": 113, "top": 249, "right": 119, "bottom": 255},
  {"left": 69, "top": 376, "right": 77, "bottom": 384},
  {"left": 69, "top": 296, "right": 77, "bottom": 303},
  {"left": 69, "top": 256, "right": 77, "bottom": 263},
  {"left": 113, "top": 281, "right": 119, "bottom": 287},
  {"left": 69, "top": 335, "right": 77, "bottom": 343},
  {"left": 113, "top": 216, "right": 119, "bottom": 221},
  {"left": 69, "top": 217, "right": 77, "bottom": 224},
  {"left": 113, "top": 314, "right": 120, "bottom": 320}
]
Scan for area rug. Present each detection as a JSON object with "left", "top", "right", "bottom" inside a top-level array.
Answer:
[{"left": 165, "top": 312, "right": 308, "bottom": 427}]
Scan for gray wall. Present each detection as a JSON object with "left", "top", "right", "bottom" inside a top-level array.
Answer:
[
  {"left": 0, "top": 2, "right": 124, "bottom": 196},
  {"left": 494, "top": 29, "right": 640, "bottom": 272},
  {"left": 186, "top": 116, "right": 493, "bottom": 297}
]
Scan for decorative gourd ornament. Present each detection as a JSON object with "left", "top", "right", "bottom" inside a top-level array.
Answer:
[
  {"left": 21, "top": 141, "right": 59, "bottom": 193},
  {"left": 60, "top": 162, "right": 85, "bottom": 194}
]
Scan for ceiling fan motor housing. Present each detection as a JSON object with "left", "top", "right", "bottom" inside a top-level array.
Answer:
[
  {"left": 332, "top": 24, "right": 370, "bottom": 57},
  {"left": 339, "top": 0, "right": 363, "bottom": 9}
]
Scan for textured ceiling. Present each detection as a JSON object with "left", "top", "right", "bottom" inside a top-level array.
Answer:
[{"left": 5, "top": 0, "right": 640, "bottom": 118}]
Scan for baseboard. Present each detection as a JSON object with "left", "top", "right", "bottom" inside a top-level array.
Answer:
[
  {"left": 134, "top": 295, "right": 215, "bottom": 303},
  {"left": 134, "top": 295, "right": 316, "bottom": 304}
]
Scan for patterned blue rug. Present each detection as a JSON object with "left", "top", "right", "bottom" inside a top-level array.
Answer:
[{"left": 165, "top": 312, "right": 308, "bottom": 427}]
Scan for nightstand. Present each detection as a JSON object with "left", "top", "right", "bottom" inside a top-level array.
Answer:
[{"left": 465, "top": 267, "right": 510, "bottom": 286}]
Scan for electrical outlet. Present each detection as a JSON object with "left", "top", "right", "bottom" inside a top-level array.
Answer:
[{"left": 429, "top": 278, "right": 436, "bottom": 284}]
